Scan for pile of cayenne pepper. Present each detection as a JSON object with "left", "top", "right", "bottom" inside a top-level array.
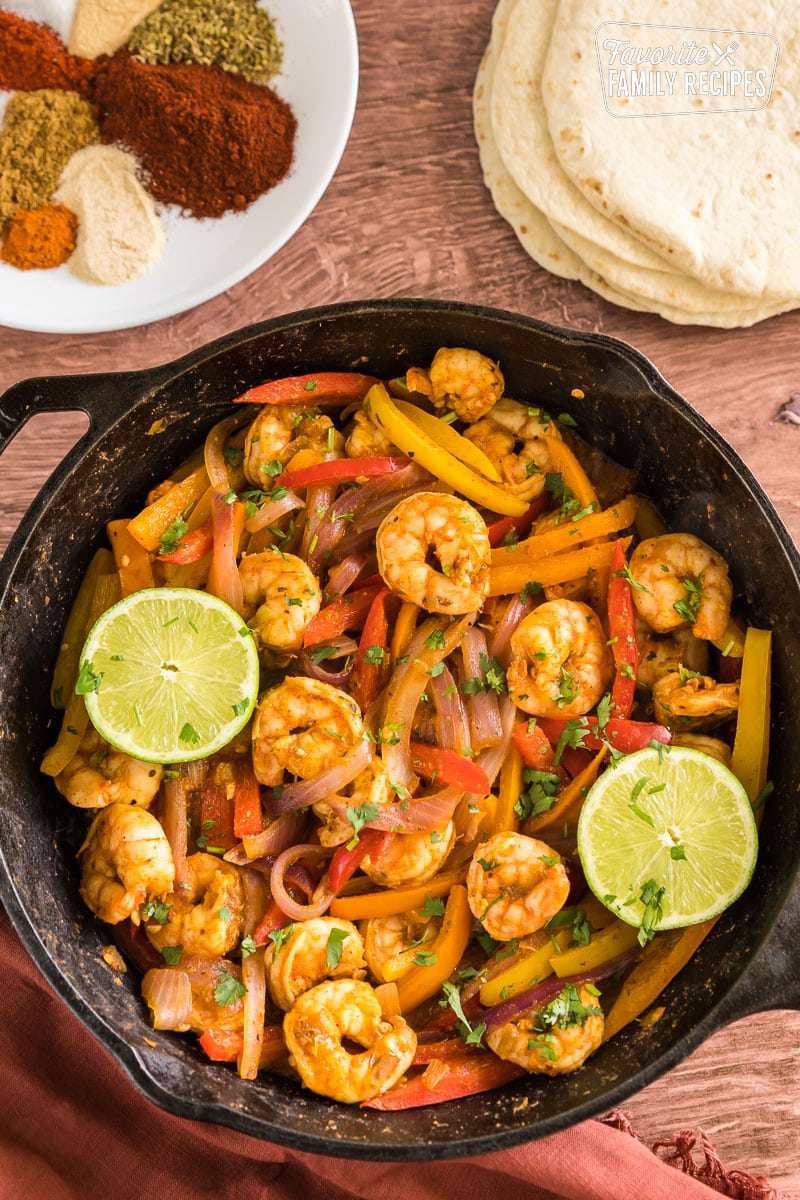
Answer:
[{"left": 0, "top": 11, "right": 296, "bottom": 221}]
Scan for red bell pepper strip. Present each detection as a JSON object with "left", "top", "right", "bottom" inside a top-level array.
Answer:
[
  {"left": 412, "top": 1037, "right": 481, "bottom": 1066},
  {"left": 198, "top": 1024, "right": 286, "bottom": 1068},
  {"left": 487, "top": 494, "right": 549, "bottom": 549},
  {"left": 362, "top": 1054, "right": 525, "bottom": 1109},
  {"left": 157, "top": 521, "right": 213, "bottom": 565},
  {"left": 232, "top": 762, "right": 263, "bottom": 839},
  {"left": 558, "top": 745, "right": 595, "bottom": 779},
  {"left": 233, "top": 372, "right": 380, "bottom": 406},
  {"left": 253, "top": 898, "right": 292, "bottom": 946},
  {"left": 198, "top": 782, "right": 237, "bottom": 852},
  {"left": 537, "top": 716, "right": 672, "bottom": 755},
  {"left": 328, "top": 829, "right": 395, "bottom": 896},
  {"left": 281, "top": 457, "right": 409, "bottom": 490},
  {"left": 608, "top": 539, "right": 639, "bottom": 718},
  {"left": 350, "top": 586, "right": 394, "bottom": 711},
  {"left": 512, "top": 721, "right": 557, "bottom": 771},
  {"left": 410, "top": 743, "right": 491, "bottom": 794},
  {"left": 303, "top": 582, "right": 384, "bottom": 647},
  {"left": 421, "top": 991, "right": 485, "bottom": 1031}
]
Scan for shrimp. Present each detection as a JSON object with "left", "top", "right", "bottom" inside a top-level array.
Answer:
[
  {"left": 653, "top": 671, "right": 740, "bottom": 731},
  {"left": 376, "top": 491, "right": 490, "bottom": 614},
  {"left": 145, "top": 853, "right": 244, "bottom": 957},
  {"left": 345, "top": 408, "right": 395, "bottom": 459},
  {"left": 283, "top": 978, "right": 417, "bottom": 1103},
  {"left": 467, "top": 831, "right": 570, "bottom": 941},
  {"left": 143, "top": 955, "right": 246, "bottom": 1034},
  {"left": 407, "top": 347, "right": 504, "bottom": 424},
  {"left": 671, "top": 732, "right": 733, "bottom": 767},
  {"left": 54, "top": 727, "right": 163, "bottom": 810},
  {"left": 507, "top": 599, "right": 613, "bottom": 718},
  {"left": 486, "top": 982, "right": 603, "bottom": 1075},
  {"left": 361, "top": 821, "right": 456, "bottom": 889},
  {"left": 239, "top": 547, "right": 322, "bottom": 665},
  {"left": 251, "top": 677, "right": 364, "bottom": 787},
  {"left": 629, "top": 533, "right": 733, "bottom": 642},
  {"left": 635, "top": 615, "right": 709, "bottom": 689},
  {"left": 313, "top": 757, "right": 391, "bottom": 847},
  {"left": 463, "top": 400, "right": 558, "bottom": 502},
  {"left": 266, "top": 917, "right": 366, "bottom": 1011},
  {"left": 363, "top": 909, "right": 442, "bottom": 983},
  {"left": 243, "top": 406, "right": 342, "bottom": 486},
  {"left": 78, "top": 803, "right": 174, "bottom": 925}
]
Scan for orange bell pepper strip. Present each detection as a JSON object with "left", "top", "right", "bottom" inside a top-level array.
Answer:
[
  {"left": 607, "top": 539, "right": 639, "bottom": 718},
  {"left": 488, "top": 538, "right": 629, "bottom": 598},
  {"left": 390, "top": 600, "right": 419, "bottom": 667},
  {"left": 199, "top": 1024, "right": 286, "bottom": 1069},
  {"left": 490, "top": 744, "right": 523, "bottom": 834},
  {"left": 541, "top": 436, "right": 598, "bottom": 509},
  {"left": 49, "top": 546, "right": 115, "bottom": 708},
  {"left": 394, "top": 885, "right": 472, "bottom": 1014},
  {"left": 350, "top": 587, "right": 394, "bottom": 711},
  {"left": 412, "top": 1036, "right": 481, "bottom": 1065},
  {"left": 362, "top": 1053, "right": 524, "bottom": 1109},
  {"left": 107, "top": 519, "right": 156, "bottom": 595},
  {"left": 233, "top": 372, "right": 380, "bottom": 406},
  {"left": 523, "top": 746, "right": 607, "bottom": 837},
  {"left": 127, "top": 465, "right": 209, "bottom": 553},
  {"left": 156, "top": 522, "right": 213, "bottom": 565},
  {"left": 329, "top": 867, "right": 467, "bottom": 922},
  {"left": 232, "top": 762, "right": 263, "bottom": 839},
  {"left": 491, "top": 494, "right": 638, "bottom": 564},
  {"left": 197, "top": 782, "right": 237, "bottom": 852},
  {"left": 410, "top": 743, "right": 490, "bottom": 794}
]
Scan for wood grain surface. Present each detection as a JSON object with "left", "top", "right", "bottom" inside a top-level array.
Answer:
[{"left": 1, "top": 0, "right": 799, "bottom": 1189}]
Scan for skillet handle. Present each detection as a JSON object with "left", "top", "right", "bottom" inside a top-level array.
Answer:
[{"left": 715, "top": 880, "right": 800, "bottom": 1021}]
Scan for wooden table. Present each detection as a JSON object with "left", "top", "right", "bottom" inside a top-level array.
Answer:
[{"left": 1, "top": 0, "right": 799, "bottom": 1190}]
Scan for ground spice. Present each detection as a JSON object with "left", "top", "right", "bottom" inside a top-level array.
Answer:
[
  {"left": 0, "top": 202, "right": 78, "bottom": 270},
  {"left": 128, "top": 0, "right": 283, "bottom": 84},
  {"left": 0, "top": 90, "right": 99, "bottom": 228},
  {"left": 91, "top": 50, "right": 296, "bottom": 219},
  {"left": 0, "top": 10, "right": 94, "bottom": 94}
]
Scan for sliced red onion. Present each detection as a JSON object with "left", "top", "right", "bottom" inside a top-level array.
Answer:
[
  {"left": 162, "top": 775, "right": 189, "bottom": 890},
  {"left": 241, "top": 866, "right": 270, "bottom": 936},
  {"left": 428, "top": 665, "right": 471, "bottom": 753},
  {"left": 326, "top": 786, "right": 461, "bottom": 834},
  {"left": 299, "top": 636, "right": 358, "bottom": 685},
  {"left": 462, "top": 693, "right": 517, "bottom": 812},
  {"left": 204, "top": 410, "right": 252, "bottom": 489},
  {"left": 224, "top": 847, "right": 276, "bottom": 871},
  {"left": 483, "top": 950, "right": 643, "bottom": 1031},
  {"left": 489, "top": 593, "right": 535, "bottom": 665},
  {"left": 141, "top": 968, "right": 193, "bottom": 1031},
  {"left": 238, "top": 898, "right": 266, "bottom": 1080},
  {"left": 230, "top": 812, "right": 307, "bottom": 862},
  {"left": 268, "top": 737, "right": 373, "bottom": 814},
  {"left": 270, "top": 843, "right": 334, "bottom": 920},
  {"left": 325, "top": 553, "right": 371, "bottom": 601},
  {"left": 284, "top": 859, "right": 319, "bottom": 897},
  {"left": 182, "top": 759, "right": 208, "bottom": 792},
  {"left": 462, "top": 627, "right": 503, "bottom": 751},
  {"left": 300, "top": 483, "right": 337, "bottom": 559},
  {"left": 244, "top": 489, "right": 305, "bottom": 533},
  {"left": 207, "top": 486, "right": 244, "bottom": 615}
]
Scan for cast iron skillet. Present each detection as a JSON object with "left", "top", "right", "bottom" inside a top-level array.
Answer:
[{"left": 1, "top": 299, "right": 799, "bottom": 1160}]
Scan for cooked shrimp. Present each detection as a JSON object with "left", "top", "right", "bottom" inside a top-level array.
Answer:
[
  {"left": 486, "top": 982, "right": 603, "bottom": 1075},
  {"left": 363, "top": 909, "right": 441, "bottom": 983},
  {"left": 345, "top": 408, "right": 395, "bottom": 458},
  {"left": 266, "top": 916, "right": 366, "bottom": 1011},
  {"left": 283, "top": 978, "right": 417, "bottom": 1103},
  {"left": 463, "top": 399, "right": 558, "bottom": 502},
  {"left": 78, "top": 803, "right": 174, "bottom": 925},
  {"left": 629, "top": 533, "right": 732, "bottom": 642},
  {"left": 143, "top": 954, "right": 246, "bottom": 1034},
  {"left": 239, "top": 548, "right": 322, "bottom": 665},
  {"left": 361, "top": 822, "right": 456, "bottom": 889},
  {"left": 243, "top": 407, "right": 343, "bottom": 486},
  {"left": 507, "top": 599, "right": 613, "bottom": 718},
  {"left": 376, "top": 491, "right": 490, "bottom": 614},
  {"left": 653, "top": 671, "right": 740, "bottom": 730},
  {"left": 635, "top": 615, "right": 709, "bottom": 689},
  {"left": 467, "top": 831, "right": 569, "bottom": 941},
  {"left": 251, "top": 677, "right": 364, "bottom": 787},
  {"left": 313, "top": 757, "right": 391, "bottom": 847},
  {"left": 671, "top": 732, "right": 733, "bottom": 767},
  {"left": 54, "top": 727, "right": 163, "bottom": 810},
  {"left": 145, "top": 853, "right": 244, "bottom": 957},
  {"left": 419, "top": 347, "right": 504, "bottom": 424}
]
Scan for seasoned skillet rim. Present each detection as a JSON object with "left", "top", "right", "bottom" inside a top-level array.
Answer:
[{"left": 1, "top": 299, "right": 799, "bottom": 1159}]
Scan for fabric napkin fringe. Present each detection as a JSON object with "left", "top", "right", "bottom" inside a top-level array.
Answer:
[{"left": 602, "top": 1111, "right": 795, "bottom": 1200}]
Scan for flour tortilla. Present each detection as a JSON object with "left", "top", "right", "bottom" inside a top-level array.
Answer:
[
  {"left": 475, "top": 0, "right": 791, "bottom": 325},
  {"left": 542, "top": 0, "right": 800, "bottom": 300}
]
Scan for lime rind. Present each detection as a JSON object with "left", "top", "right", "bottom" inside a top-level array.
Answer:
[
  {"left": 577, "top": 746, "right": 758, "bottom": 932},
  {"left": 80, "top": 587, "right": 259, "bottom": 763}
]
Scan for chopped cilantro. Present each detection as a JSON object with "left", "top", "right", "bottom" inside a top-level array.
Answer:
[
  {"left": 214, "top": 969, "right": 248, "bottom": 1007},
  {"left": 326, "top": 927, "right": 349, "bottom": 969}
]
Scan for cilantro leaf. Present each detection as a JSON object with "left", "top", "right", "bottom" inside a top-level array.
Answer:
[
  {"left": 214, "top": 969, "right": 248, "bottom": 1007},
  {"left": 325, "top": 927, "right": 349, "bottom": 969}
]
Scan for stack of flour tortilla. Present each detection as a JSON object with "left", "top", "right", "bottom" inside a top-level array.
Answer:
[{"left": 474, "top": 0, "right": 800, "bottom": 326}]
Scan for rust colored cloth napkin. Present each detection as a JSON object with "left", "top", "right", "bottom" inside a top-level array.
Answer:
[{"left": 0, "top": 908, "right": 784, "bottom": 1200}]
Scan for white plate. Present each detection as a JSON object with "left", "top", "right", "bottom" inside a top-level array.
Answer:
[{"left": 0, "top": 0, "right": 358, "bottom": 334}]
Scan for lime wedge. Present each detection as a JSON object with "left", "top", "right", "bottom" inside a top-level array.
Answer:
[
  {"left": 577, "top": 746, "right": 758, "bottom": 934},
  {"left": 78, "top": 587, "right": 259, "bottom": 763}
]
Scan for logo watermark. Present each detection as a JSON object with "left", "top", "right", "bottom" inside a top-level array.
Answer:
[{"left": 594, "top": 22, "right": 779, "bottom": 117}]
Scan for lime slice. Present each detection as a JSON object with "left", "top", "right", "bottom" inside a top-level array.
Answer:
[
  {"left": 577, "top": 746, "right": 758, "bottom": 934},
  {"left": 78, "top": 588, "right": 259, "bottom": 763}
]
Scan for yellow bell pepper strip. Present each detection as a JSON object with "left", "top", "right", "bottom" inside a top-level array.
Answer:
[
  {"left": 50, "top": 547, "right": 115, "bottom": 707},
  {"left": 391, "top": 397, "right": 502, "bottom": 482},
  {"left": 479, "top": 928, "right": 572, "bottom": 1006},
  {"left": 730, "top": 627, "right": 772, "bottom": 808},
  {"left": 390, "top": 600, "right": 419, "bottom": 667},
  {"left": 551, "top": 919, "right": 641, "bottom": 978},
  {"left": 362, "top": 1053, "right": 525, "bottom": 1109},
  {"left": 491, "top": 744, "right": 523, "bottom": 834},
  {"left": 329, "top": 867, "right": 467, "bottom": 921},
  {"left": 633, "top": 495, "right": 668, "bottom": 541},
  {"left": 713, "top": 616, "right": 747, "bottom": 659},
  {"left": 522, "top": 746, "right": 607, "bottom": 837},
  {"left": 602, "top": 918, "right": 718, "bottom": 1041},
  {"left": 541, "top": 436, "right": 598, "bottom": 509},
  {"left": 127, "top": 465, "right": 210, "bottom": 552},
  {"left": 366, "top": 384, "right": 527, "bottom": 517},
  {"left": 107, "top": 519, "right": 155, "bottom": 596},
  {"left": 491, "top": 494, "right": 638, "bottom": 565},
  {"left": 488, "top": 538, "right": 630, "bottom": 597},
  {"left": 394, "top": 885, "right": 472, "bottom": 1014},
  {"left": 233, "top": 371, "right": 380, "bottom": 406}
]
